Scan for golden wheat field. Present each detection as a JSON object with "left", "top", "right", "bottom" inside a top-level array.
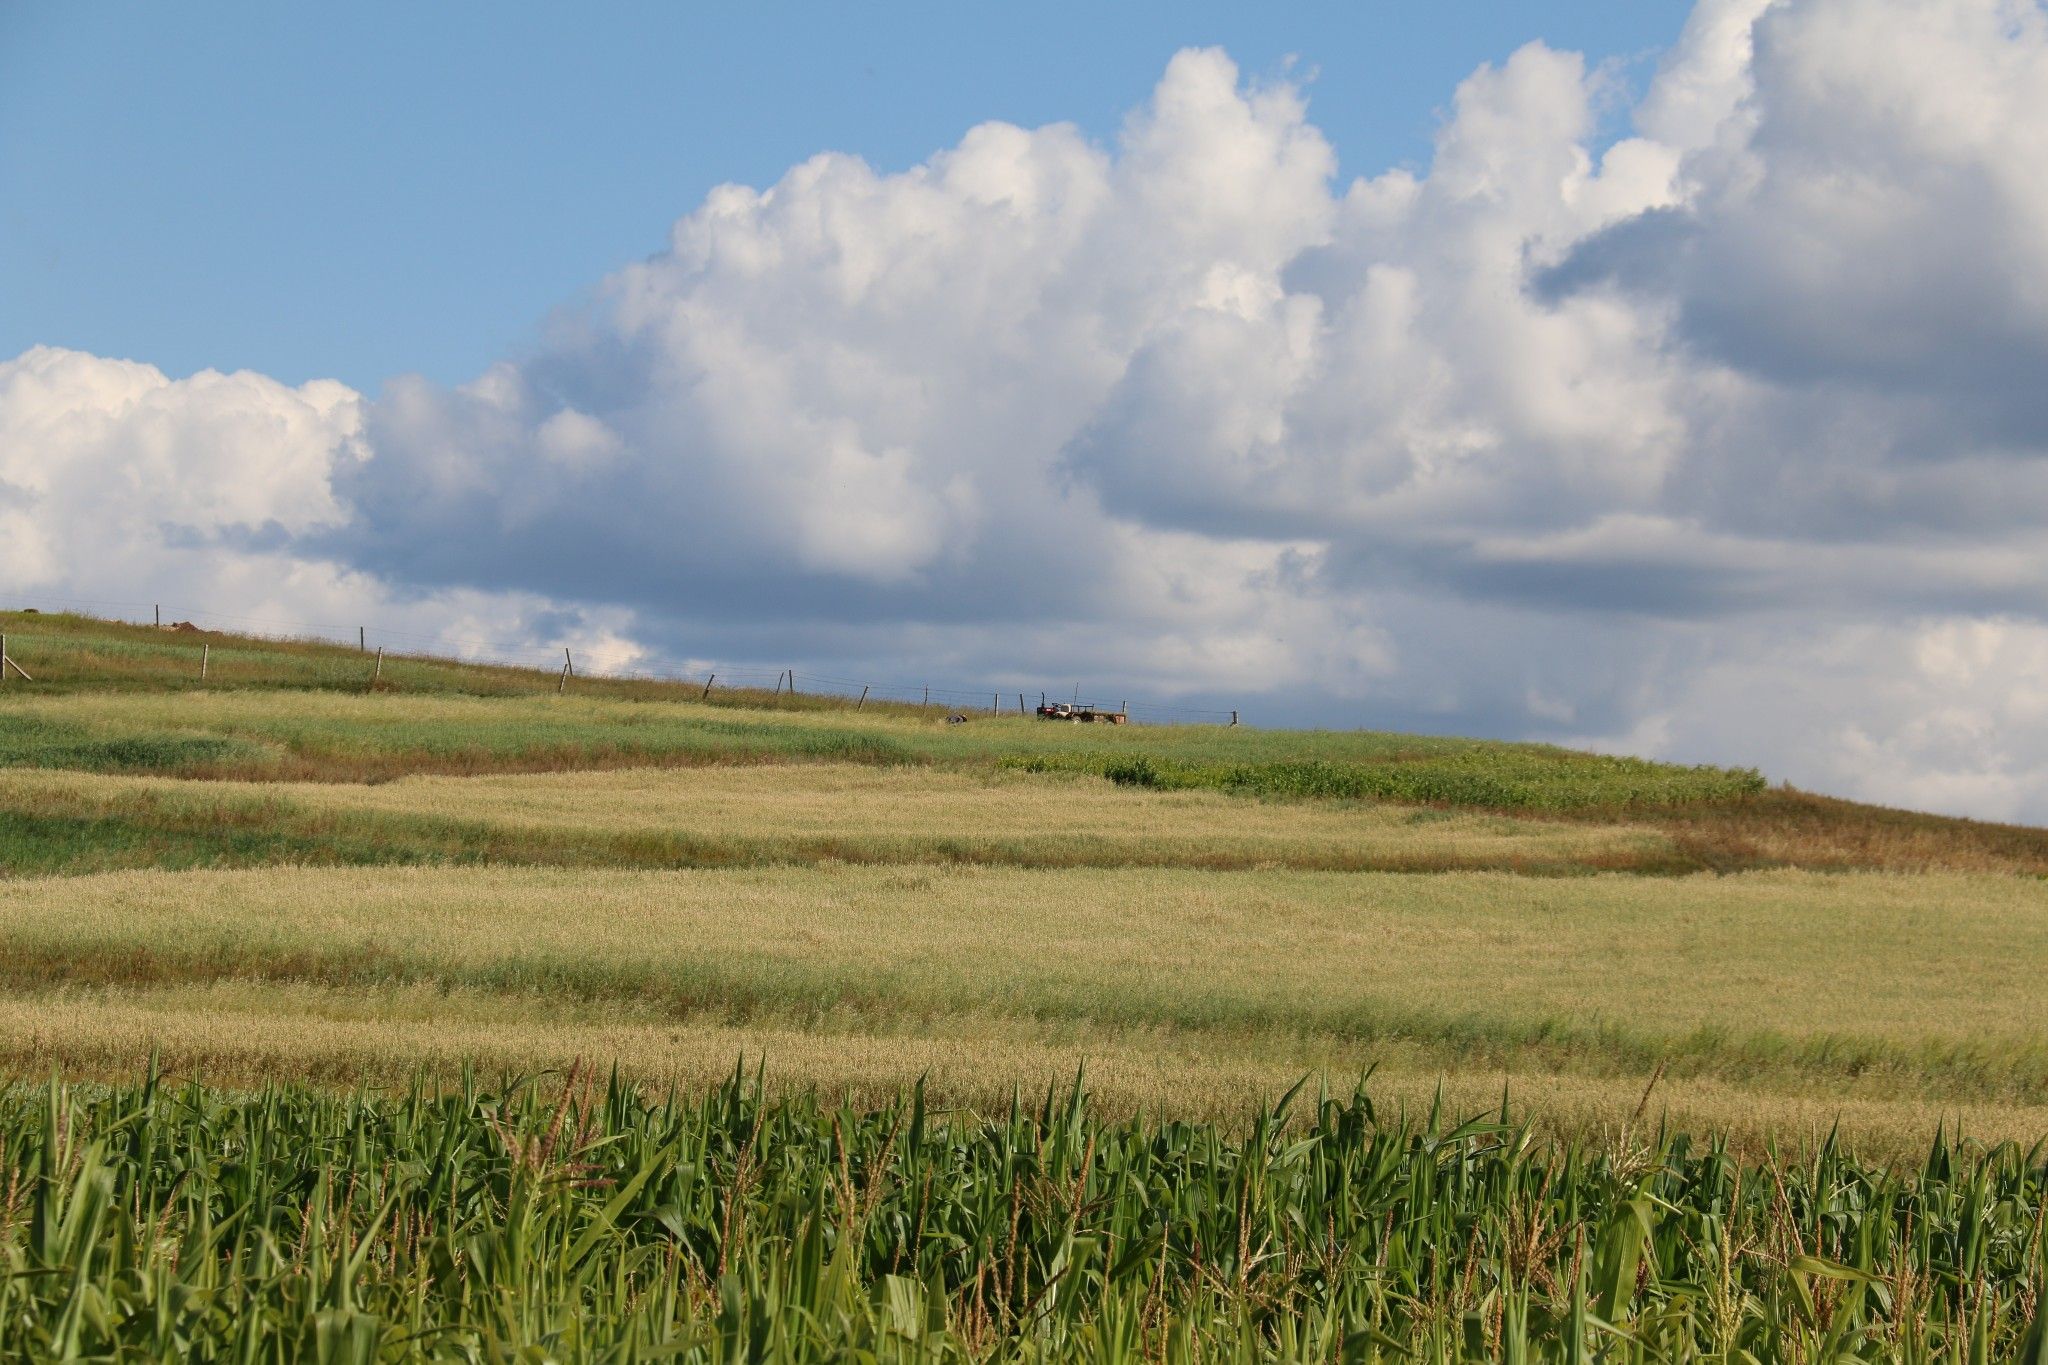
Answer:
[{"left": 5, "top": 860, "right": 2048, "bottom": 1151}]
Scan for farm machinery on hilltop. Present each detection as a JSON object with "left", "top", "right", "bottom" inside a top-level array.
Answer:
[{"left": 1036, "top": 699, "right": 1127, "bottom": 724}]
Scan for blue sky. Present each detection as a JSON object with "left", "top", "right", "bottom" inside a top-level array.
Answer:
[{"left": 4, "top": 2, "right": 1688, "bottom": 391}]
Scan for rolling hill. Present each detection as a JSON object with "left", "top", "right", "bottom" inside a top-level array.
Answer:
[
  {"left": 2, "top": 608, "right": 2046, "bottom": 1150},
  {"left": 7, "top": 610, "right": 2048, "bottom": 1357}
]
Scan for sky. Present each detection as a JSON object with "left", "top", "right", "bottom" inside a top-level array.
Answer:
[
  {"left": 1, "top": 2, "right": 1690, "bottom": 390},
  {"left": 7, "top": 0, "right": 2048, "bottom": 823}
]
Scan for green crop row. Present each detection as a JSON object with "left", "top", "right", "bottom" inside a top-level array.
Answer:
[
  {"left": 3, "top": 1067, "right": 2045, "bottom": 1361},
  {"left": 999, "top": 749, "right": 1767, "bottom": 810}
]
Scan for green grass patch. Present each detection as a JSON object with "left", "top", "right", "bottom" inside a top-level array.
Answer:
[
  {"left": 0, "top": 715, "right": 265, "bottom": 773},
  {"left": 0, "top": 808, "right": 427, "bottom": 876},
  {"left": 1000, "top": 747, "right": 1766, "bottom": 809}
]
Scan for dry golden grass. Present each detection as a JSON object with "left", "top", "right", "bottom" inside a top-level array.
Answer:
[
  {"left": 0, "top": 764, "right": 1674, "bottom": 874},
  {"left": 0, "top": 688, "right": 910, "bottom": 781},
  {"left": 11, "top": 983, "right": 2048, "bottom": 1157},
  {"left": 1613, "top": 787, "right": 2048, "bottom": 874},
  {"left": 5, "top": 863, "right": 2046, "bottom": 1112}
]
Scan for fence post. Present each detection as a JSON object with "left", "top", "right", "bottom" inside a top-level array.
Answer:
[
  {"left": 856, "top": 685, "right": 869, "bottom": 711},
  {"left": 0, "top": 635, "right": 28, "bottom": 683},
  {"left": 201, "top": 643, "right": 209, "bottom": 681},
  {"left": 786, "top": 669, "right": 796, "bottom": 697},
  {"left": 700, "top": 673, "right": 716, "bottom": 701},
  {"left": 154, "top": 604, "right": 160, "bottom": 628},
  {"left": 372, "top": 647, "right": 384, "bottom": 686},
  {"left": 359, "top": 626, "right": 366, "bottom": 652},
  {"left": 922, "top": 685, "right": 929, "bottom": 713},
  {"left": 1018, "top": 693, "right": 1026, "bottom": 715},
  {"left": 991, "top": 693, "right": 998, "bottom": 715},
  {"left": 558, "top": 648, "right": 572, "bottom": 695},
  {"left": 1230, "top": 710, "right": 1238, "bottom": 727}
]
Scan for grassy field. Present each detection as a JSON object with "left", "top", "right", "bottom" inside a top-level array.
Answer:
[
  {"left": 0, "top": 685, "right": 1770, "bottom": 806},
  {"left": 6, "top": 861, "right": 2048, "bottom": 1147},
  {"left": 5, "top": 611, "right": 2048, "bottom": 1355},
  {"left": 0, "top": 611, "right": 1765, "bottom": 805},
  {"left": 0, "top": 764, "right": 1679, "bottom": 876},
  {"left": 1, "top": 611, "right": 2045, "bottom": 1126}
]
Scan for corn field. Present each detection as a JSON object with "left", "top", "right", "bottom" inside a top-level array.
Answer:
[{"left": 3, "top": 1065, "right": 2047, "bottom": 1362}]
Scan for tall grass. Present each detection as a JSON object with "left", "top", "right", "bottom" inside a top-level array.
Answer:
[
  {"left": 7, "top": 863, "right": 2048, "bottom": 1108},
  {"left": 1001, "top": 750, "right": 1766, "bottom": 811},
  {"left": 3, "top": 1067, "right": 2045, "bottom": 1360},
  {"left": 0, "top": 766, "right": 1680, "bottom": 878}
]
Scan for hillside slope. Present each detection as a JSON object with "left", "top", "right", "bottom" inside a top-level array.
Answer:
[
  {"left": 1, "top": 609, "right": 2042, "bottom": 873},
  {"left": 3, "top": 610, "right": 2048, "bottom": 1151}
]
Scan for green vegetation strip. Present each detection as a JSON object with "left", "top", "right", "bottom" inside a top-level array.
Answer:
[
  {"left": 4, "top": 1068, "right": 2047, "bottom": 1360},
  {"left": 0, "top": 715, "right": 265, "bottom": 773},
  {"left": 1000, "top": 749, "right": 1766, "bottom": 810}
]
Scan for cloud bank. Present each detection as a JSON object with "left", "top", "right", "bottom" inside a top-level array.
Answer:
[{"left": 9, "top": 0, "right": 2048, "bottom": 820}]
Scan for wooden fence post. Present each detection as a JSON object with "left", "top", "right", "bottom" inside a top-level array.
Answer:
[
  {"left": 700, "top": 673, "right": 716, "bottom": 701},
  {"left": 1018, "top": 693, "right": 1026, "bottom": 715},
  {"left": 372, "top": 647, "right": 384, "bottom": 686},
  {"left": 786, "top": 669, "right": 796, "bottom": 697},
  {"left": 991, "top": 693, "right": 998, "bottom": 715},
  {"left": 359, "top": 626, "right": 366, "bottom": 652},
  {"left": 922, "top": 685, "right": 929, "bottom": 713},
  {"left": 154, "top": 604, "right": 160, "bottom": 628},
  {"left": 201, "top": 644, "right": 209, "bottom": 681},
  {"left": 1230, "top": 710, "right": 1238, "bottom": 727},
  {"left": 0, "top": 635, "right": 28, "bottom": 682},
  {"left": 558, "top": 648, "right": 572, "bottom": 695},
  {"left": 856, "top": 685, "right": 869, "bottom": 711}
]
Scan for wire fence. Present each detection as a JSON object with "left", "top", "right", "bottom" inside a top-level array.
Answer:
[{"left": 2, "top": 591, "right": 1241, "bottom": 726}]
